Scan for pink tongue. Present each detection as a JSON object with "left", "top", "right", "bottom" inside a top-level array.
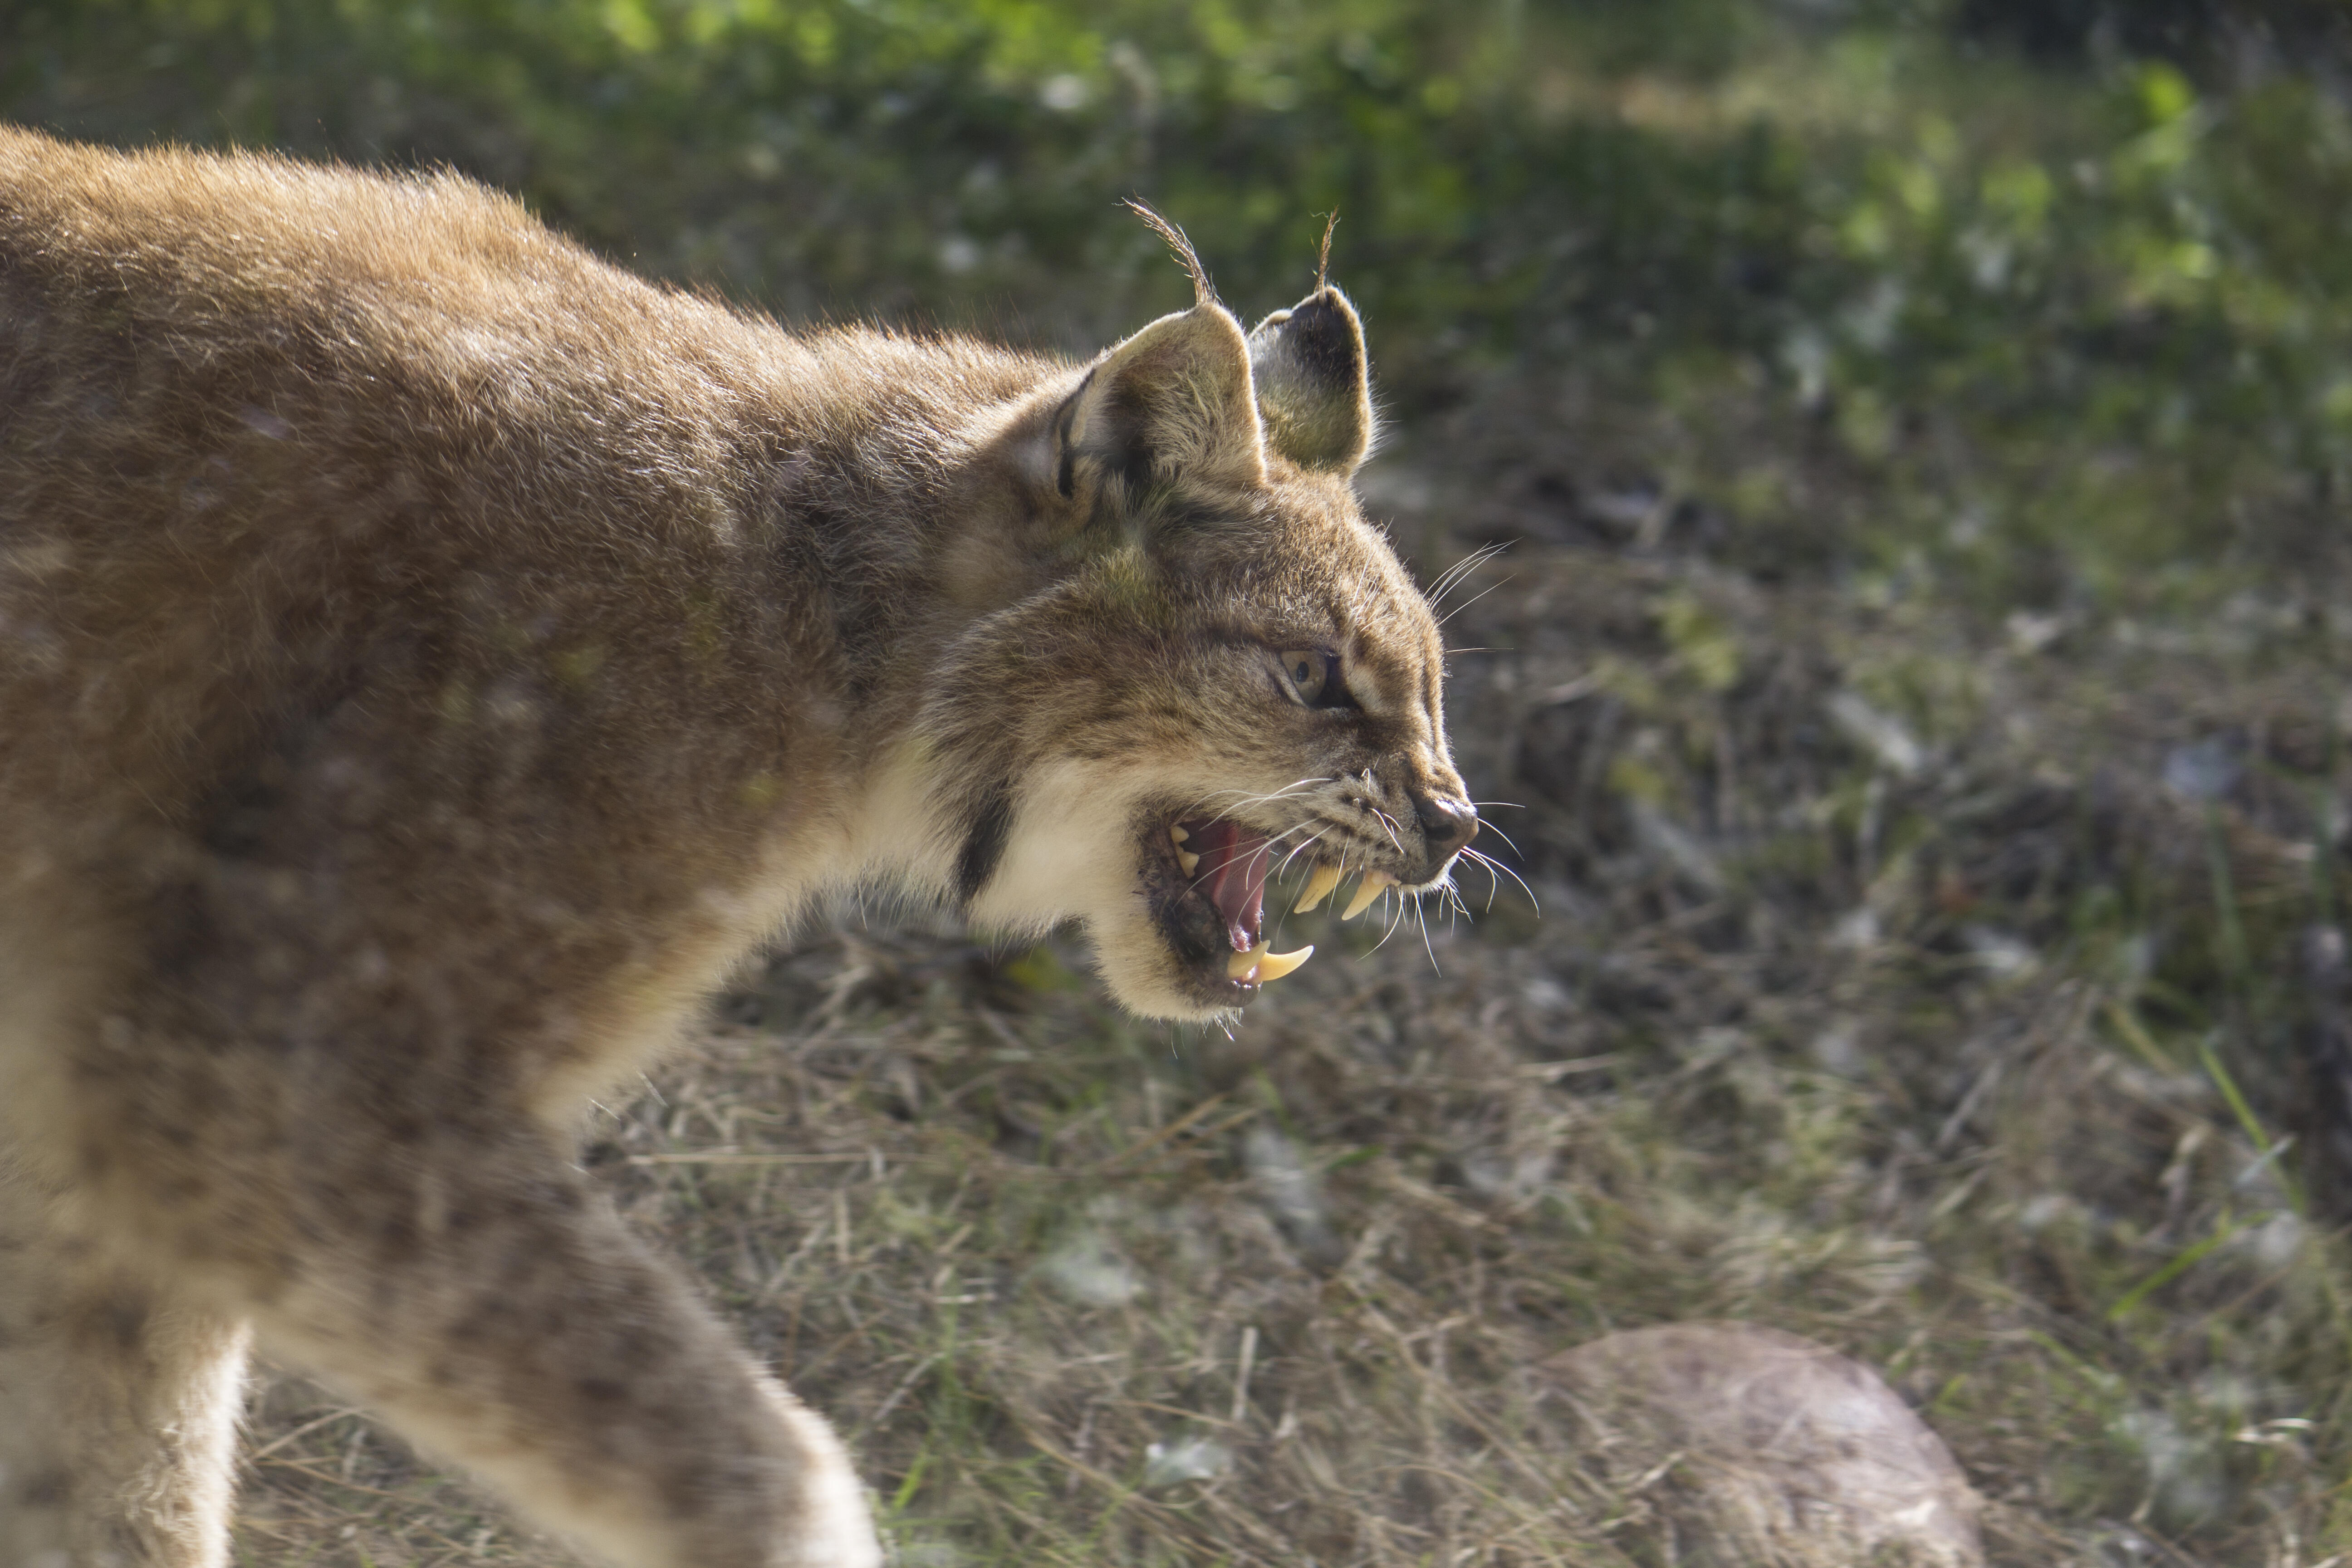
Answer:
[{"left": 1188, "top": 820, "right": 1270, "bottom": 953}]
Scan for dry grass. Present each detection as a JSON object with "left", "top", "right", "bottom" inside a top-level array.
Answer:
[{"left": 231, "top": 381, "right": 2352, "bottom": 1568}]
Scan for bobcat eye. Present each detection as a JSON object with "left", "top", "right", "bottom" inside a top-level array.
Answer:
[{"left": 1277, "top": 648, "right": 1348, "bottom": 709}]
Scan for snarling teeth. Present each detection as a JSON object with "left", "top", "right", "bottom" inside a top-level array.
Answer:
[
  {"left": 1340, "top": 869, "right": 1393, "bottom": 920},
  {"left": 1293, "top": 861, "right": 1342, "bottom": 914},
  {"left": 1166, "top": 824, "right": 1202, "bottom": 875},
  {"left": 1228, "top": 941, "right": 1314, "bottom": 983},
  {"left": 1165, "top": 817, "right": 1406, "bottom": 990}
]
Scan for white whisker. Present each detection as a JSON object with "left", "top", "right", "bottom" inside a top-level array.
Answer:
[
  {"left": 1185, "top": 777, "right": 1337, "bottom": 826},
  {"left": 1273, "top": 824, "right": 1338, "bottom": 877},
  {"left": 1467, "top": 818, "right": 1526, "bottom": 858},
  {"left": 1434, "top": 574, "right": 1511, "bottom": 628},
  {"left": 1369, "top": 890, "right": 1409, "bottom": 954},
  {"left": 1460, "top": 846, "right": 1539, "bottom": 913},
  {"left": 1428, "top": 867, "right": 1466, "bottom": 924},
  {"left": 1424, "top": 541, "right": 1510, "bottom": 605}
]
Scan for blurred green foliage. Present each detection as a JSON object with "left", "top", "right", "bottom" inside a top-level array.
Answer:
[{"left": 10, "top": 0, "right": 2352, "bottom": 613}]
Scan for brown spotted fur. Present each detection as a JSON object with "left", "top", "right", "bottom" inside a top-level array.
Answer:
[{"left": 0, "top": 125, "right": 1473, "bottom": 1567}]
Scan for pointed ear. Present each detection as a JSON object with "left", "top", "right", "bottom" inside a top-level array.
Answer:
[
  {"left": 1247, "top": 284, "right": 1375, "bottom": 474},
  {"left": 1056, "top": 304, "right": 1267, "bottom": 498}
]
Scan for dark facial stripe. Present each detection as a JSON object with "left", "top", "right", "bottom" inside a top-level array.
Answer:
[
  {"left": 1053, "top": 379, "right": 1086, "bottom": 500},
  {"left": 955, "top": 782, "right": 1015, "bottom": 906}
]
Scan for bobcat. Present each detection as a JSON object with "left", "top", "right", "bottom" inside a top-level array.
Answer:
[{"left": 0, "top": 125, "right": 1476, "bottom": 1568}]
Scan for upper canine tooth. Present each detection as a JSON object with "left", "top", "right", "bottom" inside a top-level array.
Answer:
[
  {"left": 1227, "top": 943, "right": 1265, "bottom": 980},
  {"left": 1178, "top": 849, "right": 1201, "bottom": 875},
  {"left": 1341, "top": 870, "right": 1394, "bottom": 920},
  {"left": 1170, "top": 824, "right": 1190, "bottom": 844},
  {"left": 1293, "top": 862, "right": 1342, "bottom": 914},
  {"left": 1254, "top": 944, "right": 1313, "bottom": 982}
]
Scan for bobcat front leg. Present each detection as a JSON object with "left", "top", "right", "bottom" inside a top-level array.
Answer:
[
  {"left": 0, "top": 1163, "right": 250, "bottom": 1568},
  {"left": 62, "top": 962, "right": 877, "bottom": 1568},
  {"left": 242, "top": 1126, "right": 879, "bottom": 1568}
]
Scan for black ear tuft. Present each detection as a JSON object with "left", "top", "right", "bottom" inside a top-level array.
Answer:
[
  {"left": 1125, "top": 199, "right": 1217, "bottom": 309},
  {"left": 1248, "top": 285, "right": 1374, "bottom": 474}
]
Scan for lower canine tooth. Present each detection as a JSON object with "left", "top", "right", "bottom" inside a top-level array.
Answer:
[
  {"left": 1293, "top": 862, "right": 1342, "bottom": 913},
  {"left": 1254, "top": 944, "right": 1313, "bottom": 982},
  {"left": 1225, "top": 941, "right": 1313, "bottom": 983},
  {"left": 1178, "top": 849, "right": 1200, "bottom": 875},
  {"left": 1340, "top": 870, "right": 1394, "bottom": 920}
]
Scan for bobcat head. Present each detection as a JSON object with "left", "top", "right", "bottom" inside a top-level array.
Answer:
[{"left": 916, "top": 243, "right": 1478, "bottom": 1022}]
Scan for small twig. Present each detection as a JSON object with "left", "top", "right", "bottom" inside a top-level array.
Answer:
[
  {"left": 258, "top": 1458, "right": 426, "bottom": 1504},
  {"left": 1093, "top": 1092, "right": 1228, "bottom": 1172},
  {"left": 245, "top": 1406, "right": 367, "bottom": 1462},
  {"left": 1536, "top": 673, "right": 1602, "bottom": 706},
  {"left": 1350, "top": 1291, "right": 1553, "bottom": 1494},
  {"left": 1118, "top": 1397, "right": 1242, "bottom": 1430},
  {"left": 627, "top": 1151, "right": 872, "bottom": 1166},
  {"left": 1008, "top": 1408, "right": 1185, "bottom": 1529},
  {"left": 858, "top": 1353, "right": 941, "bottom": 1438},
  {"left": 1514, "top": 1054, "right": 1625, "bottom": 1081}
]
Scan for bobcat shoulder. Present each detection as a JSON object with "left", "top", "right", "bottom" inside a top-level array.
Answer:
[{"left": 0, "top": 124, "right": 1475, "bottom": 1568}]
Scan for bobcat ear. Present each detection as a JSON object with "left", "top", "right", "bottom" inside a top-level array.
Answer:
[
  {"left": 1247, "top": 284, "right": 1375, "bottom": 474},
  {"left": 1055, "top": 304, "right": 1267, "bottom": 498}
]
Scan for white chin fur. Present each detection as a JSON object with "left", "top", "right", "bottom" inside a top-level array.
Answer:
[
  {"left": 1091, "top": 901, "right": 1236, "bottom": 1023},
  {"left": 962, "top": 761, "right": 1232, "bottom": 1023}
]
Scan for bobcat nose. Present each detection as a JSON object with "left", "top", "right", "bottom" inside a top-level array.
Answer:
[{"left": 1412, "top": 791, "right": 1478, "bottom": 851}]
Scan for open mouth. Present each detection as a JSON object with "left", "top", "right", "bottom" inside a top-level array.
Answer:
[{"left": 1148, "top": 814, "right": 1398, "bottom": 1001}]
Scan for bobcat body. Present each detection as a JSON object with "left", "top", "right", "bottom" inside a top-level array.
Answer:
[{"left": 0, "top": 125, "right": 1474, "bottom": 1567}]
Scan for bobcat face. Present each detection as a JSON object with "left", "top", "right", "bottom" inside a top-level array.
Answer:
[{"left": 928, "top": 282, "right": 1477, "bottom": 1020}]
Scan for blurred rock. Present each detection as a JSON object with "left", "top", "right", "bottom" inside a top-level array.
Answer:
[
  {"left": 1243, "top": 1126, "right": 1341, "bottom": 1265},
  {"left": 1543, "top": 1322, "right": 1985, "bottom": 1568},
  {"left": 2113, "top": 1408, "right": 2226, "bottom": 1530},
  {"left": 1035, "top": 1226, "right": 1142, "bottom": 1307},
  {"left": 1960, "top": 925, "right": 2039, "bottom": 980},
  {"left": 2161, "top": 735, "right": 2242, "bottom": 804},
  {"left": 1142, "top": 1434, "right": 1231, "bottom": 1488}
]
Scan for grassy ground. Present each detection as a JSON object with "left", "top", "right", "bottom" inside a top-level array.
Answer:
[
  {"left": 9, "top": 1, "right": 2352, "bottom": 1563},
  {"left": 226, "top": 387, "right": 2352, "bottom": 1565}
]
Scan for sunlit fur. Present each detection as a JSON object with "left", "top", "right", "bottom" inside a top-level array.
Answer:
[{"left": 0, "top": 125, "right": 1469, "bottom": 1568}]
